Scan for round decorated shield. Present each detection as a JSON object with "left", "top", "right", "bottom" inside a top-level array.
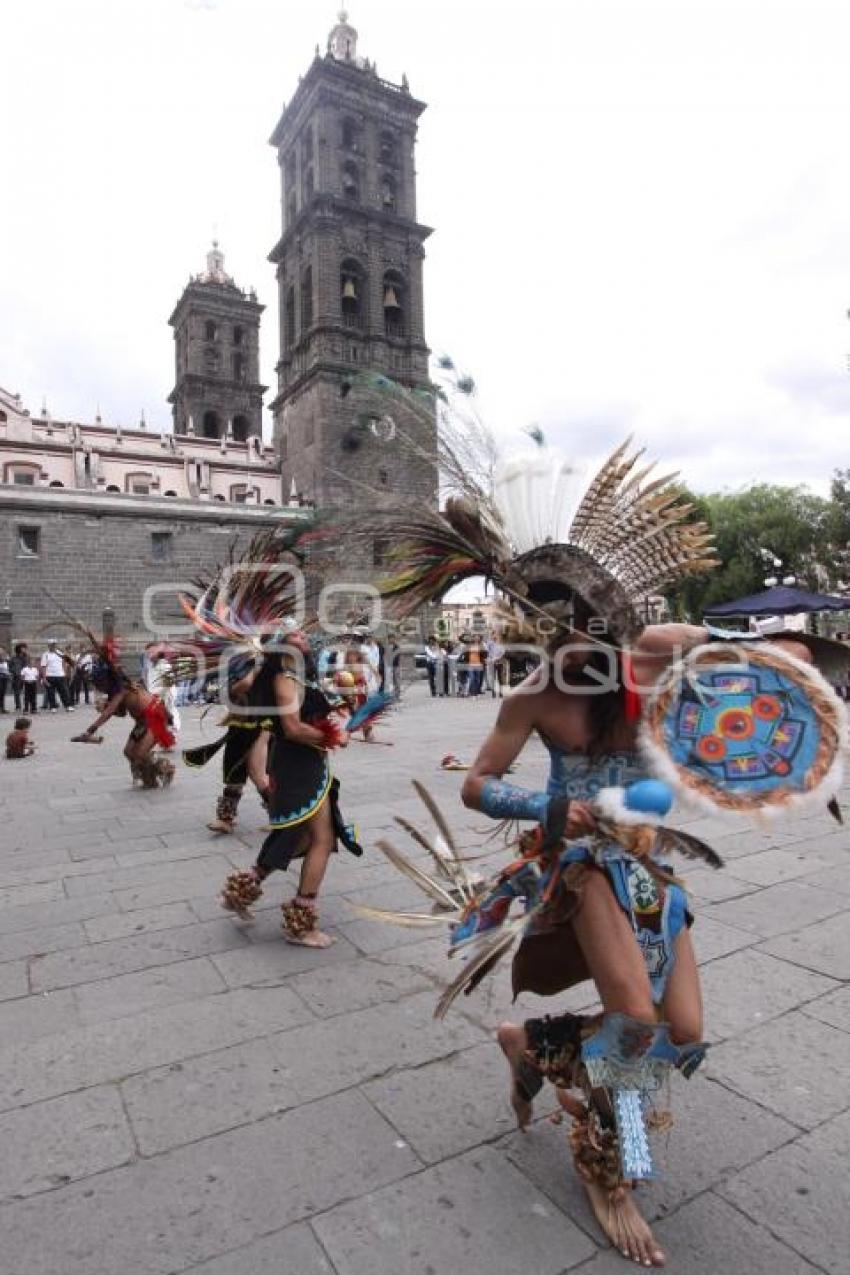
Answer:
[{"left": 642, "top": 643, "right": 847, "bottom": 815}]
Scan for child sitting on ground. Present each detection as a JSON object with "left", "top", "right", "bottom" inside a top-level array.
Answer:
[{"left": 6, "top": 716, "right": 35, "bottom": 759}]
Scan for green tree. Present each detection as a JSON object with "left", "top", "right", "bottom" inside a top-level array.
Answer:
[{"left": 666, "top": 483, "right": 840, "bottom": 620}]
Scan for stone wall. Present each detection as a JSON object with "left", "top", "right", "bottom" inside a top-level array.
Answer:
[{"left": 0, "top": 488, "right": 308, "bottom": 646}]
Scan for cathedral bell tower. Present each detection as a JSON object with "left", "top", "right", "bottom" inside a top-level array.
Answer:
[
  {"left": 168, "top": 243, "right": 266, "bottom": 442},
  {"left": 268, "top": 11, "right": 437, "bottom": 529}
]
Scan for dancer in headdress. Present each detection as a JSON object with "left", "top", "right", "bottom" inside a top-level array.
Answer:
[
  {"left": 219, "top": 618, "right": 364, "bottom": 947},
  {"left": 179, "top": 528, "right": 367, "bottom": 945},
  {"left": 67, "top": 626, "right": 175, "bottom": 788},
  {"left": 341, "top": 368, "right": 847, "bottom": 1267}
]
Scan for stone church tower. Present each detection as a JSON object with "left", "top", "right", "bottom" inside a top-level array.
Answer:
[
  {"left": 168, "top": 243, "right": 266, "bottom": 442},
  {"left": 268, "top": 12, "right": 437, "bottom": 533}
]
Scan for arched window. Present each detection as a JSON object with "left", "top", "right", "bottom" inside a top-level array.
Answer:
[
  {"left": 382, "top": 270, "right": 406, "bottom": 339},
  {"left": 379, "top": 130, "right": 398, "bottom": 165},
  {"left": 285, "top": 285, "right": 297, "bottom": 347},
  {"left": 232, "top": 353, "right": 245, "bottom": 382},
  {"left": 202, "top": 411, "right": 220, "bottom": 439},
  {"left": 341, "top": 159, "right": 359, "bottom": 201},
  {"left": 232, "top": 325, "right": 243, "bottom": 346},
  {"left": 341, "top": 117, "right": 359, "bottom": 151},
  {"left": 301, "top": 265, "right": 313, "bottom": 330},
  {"left": 340, "top": 258, "right": 365, "bottom": 330},
  {"left": 301, "top": 125, "right": 313, "bottom": 162},
  {"left": 204, "top": 320, "right": 217, "bottom": 341},
  {"left": 204, "top": 346, "right": 220, "bottom": 374},
  {"left": 232, "top": 415, "right": 249, "bottom": 442},
  {"left": 380, "top": 173, "right": 397, "bottom": 213},
  {"left": 0, "top": 410, "right": 7, "bottom": 423}
]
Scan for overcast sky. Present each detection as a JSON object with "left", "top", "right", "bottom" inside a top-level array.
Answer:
[{"left": 3, "top": 0, "right": 850, "bottom": 496}]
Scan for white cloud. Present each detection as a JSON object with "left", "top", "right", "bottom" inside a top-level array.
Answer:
[{"left": 2, "top": 0, "right": 849, "bottom": 494}]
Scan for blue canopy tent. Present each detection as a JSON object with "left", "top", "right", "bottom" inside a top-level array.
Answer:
[{"left": 704, "top": 586, "right": 850, "bottom": 619}]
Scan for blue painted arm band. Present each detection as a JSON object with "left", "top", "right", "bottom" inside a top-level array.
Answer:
[{"left": 479, "top": 777, "right": 550, "bottom": 823}]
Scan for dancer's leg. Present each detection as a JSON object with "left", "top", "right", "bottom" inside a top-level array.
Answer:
[{"left": 281, "top": 801, "right": 336, "bottom": 948}]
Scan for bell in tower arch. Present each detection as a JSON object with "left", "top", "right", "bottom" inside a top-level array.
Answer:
[{"left": 383, "top": 285, "right": 400, "bottom": 310}]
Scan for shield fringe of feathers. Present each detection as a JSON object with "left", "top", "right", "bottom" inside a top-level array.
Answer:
[{"left": 330, "top": 358, "right": 718, "bottom": 642}]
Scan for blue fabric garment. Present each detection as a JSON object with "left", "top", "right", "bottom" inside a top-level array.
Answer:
[{"left": 541, "top": 740, "right": 690, "bottom": 1002}]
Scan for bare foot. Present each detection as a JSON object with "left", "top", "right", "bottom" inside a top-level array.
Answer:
[
  {"left": 207, "top": 818, "right": 234, "bottom": 834},
  {"left": 284, "top": 928, "right": 335, "bottom": 948},
  {"left": 497, "top": 1022, "right": 536, "bottom": 1130},
  {"left": 584, "top": 1181, "right": 665, "bottom": 1267}
]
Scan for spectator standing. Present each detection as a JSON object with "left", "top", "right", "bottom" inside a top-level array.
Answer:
[
  {"left": 40, "top": 641, "right": 74, "bottom": 713},
  {"left": 445, "top": 640, "right": 459, "bottom": 696},
  {"left": 21, "top": 659, "right": 39, "bottom": 714},
  {"left": 424, "top": 636, "right": 441, "bottom": 697},
  {"left": 467, "top": 638, "right": 485, "bottom": 696},
  {"left": 486, "top": 633, "right": 507, "bottom": 697},
  {"left": 9, "top": 643, "right": 28, "bottom": 712},
  {"left": 0, "top": 650, "right": 9, "bottom": 713}
]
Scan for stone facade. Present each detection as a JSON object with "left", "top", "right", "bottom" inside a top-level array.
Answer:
[
  {"left": 268, "top": 14, "right": 437, "bottom": 538},
  {"left": 168, "top": 244, "right": 266, "bottom": 442},
  {"left": 0, "top": 484, "right": 309, "bottom": 646}
]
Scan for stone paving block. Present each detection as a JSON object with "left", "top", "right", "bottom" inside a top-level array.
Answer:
[
  {"left": 336, "top": 913, "right": 444, "bottom": 955},
  {"left": 718, "top": 1108, "right": 850, "bottom": 1274},
  {"left": 70, "top": 837, "right": 166, "bottom": 863},
  {"left": 121, "top": 1037, "right": 296, "bottom": 1155},
  {"left": 364, "top": 1039, "right": 526, "bottom": 1163},
  {"left": 0, "top": 984, "right": 313, "bottom": 1113},
  {"left": 576, "top": 1190, "right": 819, "bottom": 1274},
  {"left": 728, "top": 841, "right": 849, "bottom": 886},
  {"left": 182, "top": 1224, "right": 335, "bottom": 1275},
  {"left": 0, "top": 1091, "right": 419, "bottom": 1275},
  {"left": 0, "top": 1085, "right": 134, "bottom": 1202},
  {"left": 760, "top": 911, "right": 850, "bottom": 979},
  {"left": 801, "top": 862, "right": 850, "bottom": 897},
  {"left": 211, "top": 932, "right": 360, "bottom": 985},
  {"left": 800, "top": 984, "right": 850, "bottom": 1032},
  {"left": 678, "top": 867, "right": 758, "bottom": 903},
  {"left": 73, "top": 956, "right": 225, "bottom": 1024},
  {"left": 113, "top": 840, "right": 221, "bottom": 869},
  {"left": 287, "top": 951, "right": 431, "bottom": 1017},
  {"left": 83, "top": 901, "right": 196, "bottom": 943},
  {"left": 30, "top": 918, "right": 250, "bottom": 992},
  {"left": 266, "top": 989, "right": 487, "bottom": 1106},
  {"left": 689, "top": 914, "right": 753, "bottom": 964},
  {"left": 706, "top": 1009, "right": 850, "bottom": 1128},
  {"left": 314, "top": 1145, "right": 596, "bottom": 1275},
  {"left": 0, "top": 880, "right": 66, "bottom": 910},
  {"left": 704, "top": 880, "right": 847, "bottom": 939},
  {"left": 0, "top": 959, "right": 29, "bottom": 1001},
  {"left": 0, "top": 892, "right": 115, "bottom": 936},
  {"left": 0, "top": 856, "right": 110, "bottom": 891},
  {"left": 0, "top": 986, "right": 81, "bottom": 1045},
  {"left": 697, "top": 949, "right": 836, "bottom": 1040},
  {"left": 65, "top": 855, "right": 226, "bottom": 899}
]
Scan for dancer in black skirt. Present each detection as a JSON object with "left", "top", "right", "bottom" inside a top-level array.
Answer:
[{"left": 219, "top": 623, "right": 362, "bottom": 947}]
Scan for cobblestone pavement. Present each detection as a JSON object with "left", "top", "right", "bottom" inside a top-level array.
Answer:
[{"left": 0, "top": 682, "right": 847, "bottom": 1274}]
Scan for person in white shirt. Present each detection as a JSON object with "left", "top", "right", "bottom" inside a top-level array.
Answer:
[
  {"left": 40, "top": 641, "right": 73, "bottom": 712},
  {"left": 20, "top": 660, "right": 40, "bottom": 714}
]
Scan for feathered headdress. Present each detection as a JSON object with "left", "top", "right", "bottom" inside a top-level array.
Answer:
[
  {"left": 336, "top": 363, "right": 717, "bottom": 644},
  {"left": 41, "top": 595, "right": 128, "bottom": 694},
  {"left": 179, "top": 523, "right": 315, "bottom": 674}
]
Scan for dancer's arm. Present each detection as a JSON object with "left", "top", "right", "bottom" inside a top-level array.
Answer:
[
  {"left": 274, "top": 672, "right": 349, "bottom": 748},
  {"left": 81, "top": 690, "right": 126, "bottom": 737},
  {"left": 461, "top": 694, "right": 595, "bottom": 837}
]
